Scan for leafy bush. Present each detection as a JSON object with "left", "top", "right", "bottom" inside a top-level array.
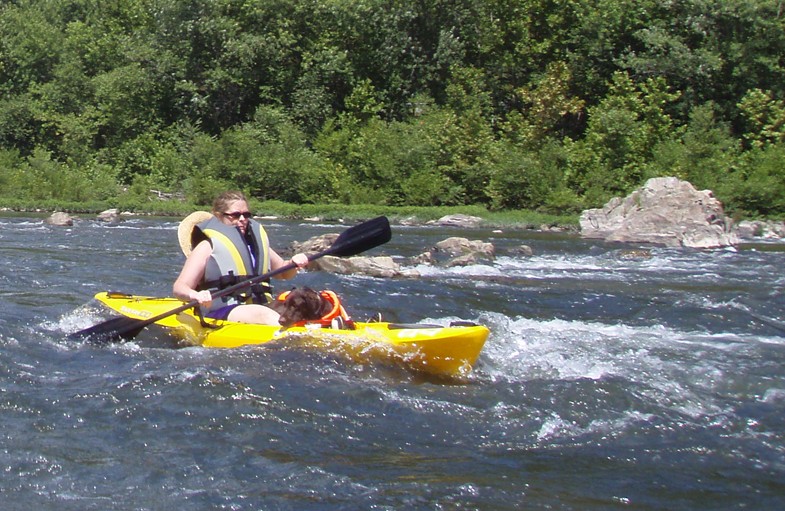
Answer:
[{"left": 720, "top": 144, "right": 785, "bottom": 216}]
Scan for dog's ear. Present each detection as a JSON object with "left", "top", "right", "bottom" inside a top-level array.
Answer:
[{"left": 315, "top": 291, "right": 333, "bottom": 316}]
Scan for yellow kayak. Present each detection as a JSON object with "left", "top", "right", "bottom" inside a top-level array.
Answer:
[{"left": 94, "top": 292, "right": 489, "bottom": 377}]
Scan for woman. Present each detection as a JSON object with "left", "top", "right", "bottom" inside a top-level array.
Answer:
[{"left": 173, "top": 191, "right": 309, "bottom": 325}]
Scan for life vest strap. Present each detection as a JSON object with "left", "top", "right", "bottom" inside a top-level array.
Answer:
[
  {"left": 193, "top": 306, "right": 222, "bottom": 329},
  {"left": 203, "top": 275, "right": 273, "bottom": 304}
]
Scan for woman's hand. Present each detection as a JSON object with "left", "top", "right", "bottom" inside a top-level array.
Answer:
[
  {"left": 268, "top": 249, "right": 308, "bottom": 280},
  {"left": 291, "top": 253, "right": 309, "bottom": 269},
  {"left": 190, "top": 289, "right": 213, "bottom": 306}
]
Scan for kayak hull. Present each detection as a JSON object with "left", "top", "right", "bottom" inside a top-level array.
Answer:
[{"left": 94, "top": 292, "right": 489, "bottom": 377}]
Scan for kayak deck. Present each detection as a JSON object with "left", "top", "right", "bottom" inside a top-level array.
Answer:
[{"left": 94, "top": 292, "right": 489, "bottom": 377}]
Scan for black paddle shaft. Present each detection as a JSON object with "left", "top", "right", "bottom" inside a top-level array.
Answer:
[{"left": 68, "top": 216, "right": 392, "bottom": 343}]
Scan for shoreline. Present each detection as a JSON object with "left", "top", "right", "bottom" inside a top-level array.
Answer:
[
  {"left": 0, "top": 203, "right": 580, "bottom": 232},
  {"left": 6, "top": 207, "right": 785, "bottom": 249},
  {"left": 7, "top": 205, "right": 783, "bottom": 244}
]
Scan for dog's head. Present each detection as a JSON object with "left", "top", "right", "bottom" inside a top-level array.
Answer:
[{"left": 274, "top": 287, "right": 330, "bottom": 327}]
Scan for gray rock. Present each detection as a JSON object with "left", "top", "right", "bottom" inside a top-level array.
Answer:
[
  {"left": 428, "top": 236, "right": 496, "bottom": 267},
  {"left": 45, "top": 212, "right": 73, "bottom": 226},
  {"left": 432, "top": 214, "right": 483, "bottom": 228},
  {"left": 737, "top": 220, "right": 785, "bottom": 240},
  {"left": 580, "top": 177, "right": 739, "bottom": 248},
  {"left": 289, "top": 233, "right": 417, "bottom": 277},
  {"left": 409, "top": 251, "right": 436, "bottom": 265},
  {"left": 434, "top": 237, "right": 495, "bottom": 259},
  {"left": 445, "top": 253, "right": 481, "bottom": 267},
  {"left": 97, "top": 208, "right": 120, "bottom": 222},
  {"left": 285, "top": 233, "right": 338, "bottom": 264},
  {"left": 617, "top": 249, "right": 653, "bottom": 260},
  {"left": 310, "top": 255, "right": 419, "bottom": 278},
  {"left": 292, "top": 232, "right": 497, "bottom": 275},
  {"left": 512, "top": 244, "right": 534, "bottom": 257}
]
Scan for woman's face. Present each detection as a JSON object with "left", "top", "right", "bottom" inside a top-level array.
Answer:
[{"left": 218, "top": 199, "right": 252, "bottom": 233}]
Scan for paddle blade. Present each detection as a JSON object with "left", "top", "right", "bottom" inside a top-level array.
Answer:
[
  {"left": 325, "top": 216, "right": 391, "bottom": 258},
  {"left": 67, "top": 315, "right": 147, "bottom": 344}
]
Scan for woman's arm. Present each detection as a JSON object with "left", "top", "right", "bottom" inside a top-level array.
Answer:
[{"left": 173, "top": 240, "right": 213, "bottom": 304}]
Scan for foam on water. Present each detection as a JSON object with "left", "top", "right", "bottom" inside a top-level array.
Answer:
[
  {"left": 412, "top": 251, "right": 729, "bottom": 285},
  {"left": 469, "top": 311, "right": 783, "bottom": 445},
  {"left": 96, "top": 221, "right": 176, "bottom": 230}
]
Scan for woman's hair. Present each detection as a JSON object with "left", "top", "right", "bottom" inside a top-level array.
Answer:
[{"left": 212, "top": 191, "right": 248, "bottom": 214}]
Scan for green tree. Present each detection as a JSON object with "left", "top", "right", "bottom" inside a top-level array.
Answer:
[
  {"left": 618, "top": 0, "right": 785, "bottom": 124},
  {"left": 738, "top": 88, "right": 785, "bottom": 149},
  {"left": 721, "top": 144, "right": 785, "bottom": 217},
  {"left": 184, "top": 105, "right": 335, "bottom": 204},
  {"left": 566, "top": 72, "right": 680, "bottom": 205},
  {"left": 488, "top": 143, "right": 552, "bottom": 211},
  {"left": 433, "top": 65, "right": 497, "bottom": 205},
  {"left": 647, "top": 102, "right": 740, "bottom": 193},
  {"left": 566, "top": 0, "right": 661, "bottom": 102},
  {"left": 501, "top": 61, "right": 585, "bottom": 148},
  {"left": 0, "top": 148, "right": 23, "bottom": 197}
]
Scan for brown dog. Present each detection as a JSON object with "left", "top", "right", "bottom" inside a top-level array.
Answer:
[{"left": 269, "top": 287, "right": 332, "bottom": 327}]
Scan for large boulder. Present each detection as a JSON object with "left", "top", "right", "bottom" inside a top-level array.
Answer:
[{"left": 579, "top": 177, "right": 739, "bottom": 248}]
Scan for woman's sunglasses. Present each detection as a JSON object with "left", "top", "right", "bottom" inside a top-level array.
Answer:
[{"left": 223, "top": 211, "right": 253, "bottom": 220}]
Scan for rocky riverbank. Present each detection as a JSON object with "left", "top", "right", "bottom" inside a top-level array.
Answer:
[{"left": 21, "top": 179, "right": 785, "bottom": 253}]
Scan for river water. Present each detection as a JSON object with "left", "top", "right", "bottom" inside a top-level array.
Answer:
[{"left": 1, "top": 213, "right": 783, "bottom": 510}]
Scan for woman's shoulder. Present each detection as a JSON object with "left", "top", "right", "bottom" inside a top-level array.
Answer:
[{"left": 190, "top": 239, "right": 213, "bottom": 258}]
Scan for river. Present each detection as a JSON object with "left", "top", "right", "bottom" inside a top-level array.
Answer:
[{"left": 1, "top": 213, "right": 784, "bottom": 510}]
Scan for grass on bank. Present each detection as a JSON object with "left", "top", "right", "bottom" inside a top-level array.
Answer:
[{"left": 0, "top": 198, "right": 578, "bottom": 229}]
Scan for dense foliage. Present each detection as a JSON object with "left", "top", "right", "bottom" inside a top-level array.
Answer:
[{"left": 0, "top": 0, "right": 783, "bottom": 217}]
